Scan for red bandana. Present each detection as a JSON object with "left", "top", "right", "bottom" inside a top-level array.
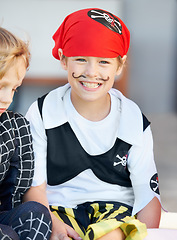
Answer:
[{"left": 52, "top": 8, "right": 130, "bottom": 59}]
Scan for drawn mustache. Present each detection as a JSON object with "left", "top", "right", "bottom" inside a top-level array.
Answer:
[{"left": 72, "top": 72, "right": 109, "bottom": 81}]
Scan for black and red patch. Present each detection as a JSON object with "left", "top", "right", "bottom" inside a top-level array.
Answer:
[
  {"left": 150, "top": 173, "right": 160, "bottom": 195},
  {"left": 88, "top": 9, "right": 122, "bottom": 34}
]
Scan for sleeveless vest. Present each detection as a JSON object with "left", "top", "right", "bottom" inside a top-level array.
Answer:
[{"left": 38, "top": 94, "right": 150, "bottom": 188}]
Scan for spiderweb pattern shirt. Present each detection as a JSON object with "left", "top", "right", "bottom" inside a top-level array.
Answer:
[{"left": 0, "top": 111, "right": 34, "bottom": 210}]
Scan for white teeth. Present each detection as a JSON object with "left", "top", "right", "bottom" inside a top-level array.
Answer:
[{"left": 81, "top": 82, "right": 101, "bottom": 88}]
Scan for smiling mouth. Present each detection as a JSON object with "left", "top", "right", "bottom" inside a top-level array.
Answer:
[{"left": 81, "top": 82, "right": 102, "bottom": 88}]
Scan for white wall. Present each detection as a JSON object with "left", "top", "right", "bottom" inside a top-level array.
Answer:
[
  {"left": 1, "top": 0, "right": 177, "bottom": 113},
  {"left": 1, "top": 0, "right": 123, "bottom": 78},
  {"left": 124, "top": 0, "right": 177, "bottom": 113}
]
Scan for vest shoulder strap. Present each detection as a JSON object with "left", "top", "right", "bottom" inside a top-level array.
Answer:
[
  {"left": 37, "top": 93, "right": 48, "bottom": 120},
  {"left": 142, "top": 113, "right": 150, "bottom": 131}
]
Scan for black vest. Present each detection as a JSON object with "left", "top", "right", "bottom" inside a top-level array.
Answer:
[{"left": 38, "top": 95, "right": 150, "bottom": 188}]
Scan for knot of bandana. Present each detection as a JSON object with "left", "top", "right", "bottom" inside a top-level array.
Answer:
[{"left": 52, "top": 8, "right": 130, "bottom": 60}]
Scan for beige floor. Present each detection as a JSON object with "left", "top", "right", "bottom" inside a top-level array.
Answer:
[
  {"left": 160, "top": 212, "right": 177, "bottom": 229},
  {"left": 144, "top": 228, "right": 177, "bottom": 240},
  {"left": 147, "top": 113, "right": 177, "bottom": 213}
]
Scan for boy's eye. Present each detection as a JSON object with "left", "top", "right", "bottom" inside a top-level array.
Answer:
[
  {"left": 75, "top": 58, "right": 86, "bottom": 62},
  {"left": 100, "top": 60, "right": 110, "bottom": 64},
  {"left": 13, "top": 87, "right": 19, "bottom": 93}
]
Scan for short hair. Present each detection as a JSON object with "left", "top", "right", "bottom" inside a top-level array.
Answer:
[{"left": 0, "top": 27, "right": 30, "bottom": 79}]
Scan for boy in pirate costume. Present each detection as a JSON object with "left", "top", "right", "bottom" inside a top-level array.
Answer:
[
  {"left": 0, "top": 27, "right": 52, "bottom": 239},
  {"left": 25, "top": 8, "right": 161, "bottom": 240}
]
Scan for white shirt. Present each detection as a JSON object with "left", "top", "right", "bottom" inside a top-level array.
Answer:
[{"left": 26, "top": 83, "right": 161, "bottom": 216}]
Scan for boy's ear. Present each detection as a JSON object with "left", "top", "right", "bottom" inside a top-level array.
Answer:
[
  {"left": 58, "top": 48, "right": 67, "bottom": 70},
  {"left": 116, "top": 55, "right": 127, "bottom": 76}
]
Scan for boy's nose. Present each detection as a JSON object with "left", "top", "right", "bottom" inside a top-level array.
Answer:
[{"left": 85, "top": 62, "right": 98, "bottom": 78}]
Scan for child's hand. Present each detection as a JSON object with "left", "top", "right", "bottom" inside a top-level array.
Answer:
[{"left": 50, "top": 212, "right": 83, "bottom": 240}]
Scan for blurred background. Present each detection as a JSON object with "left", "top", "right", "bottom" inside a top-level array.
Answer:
[{"left": 1, "top": 0, "right": 177, "bottom": 212}]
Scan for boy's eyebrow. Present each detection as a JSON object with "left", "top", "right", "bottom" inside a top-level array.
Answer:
[
  {"left": 16, "top": 69, "right": 20, "bottom": 80},
  {"left": 15, "top": 65, "right": 24, "bottom": 81},
  {"left": 16, "top": 71, "right": 24, "bottom": 84},
  {"left": 72, "top": 56, "right": 86, "bottom": 58}
]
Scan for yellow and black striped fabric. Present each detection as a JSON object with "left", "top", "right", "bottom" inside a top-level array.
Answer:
[{"left": 50, "top": 201, "right": 147, "bottom": 240}]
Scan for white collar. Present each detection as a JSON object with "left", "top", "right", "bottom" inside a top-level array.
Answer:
[
  {"left": 42, "top": 83, "right": 70, "bottom": 128},
  {"left": 43, "top": 84, "right": 143, "bottom": 146}
]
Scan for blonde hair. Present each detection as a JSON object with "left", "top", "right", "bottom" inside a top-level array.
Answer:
[{"left": 0, "top": 27, "right": 30, "bottom": 79}]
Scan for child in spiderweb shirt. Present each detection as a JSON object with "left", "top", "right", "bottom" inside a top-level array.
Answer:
[{"left": 0, "top": 27, "right": 52, "bottom": 240}]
